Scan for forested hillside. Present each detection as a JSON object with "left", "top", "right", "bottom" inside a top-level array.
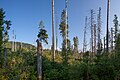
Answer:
[{"left": 7, "top": 41, "right": 36, "bottom": 51}]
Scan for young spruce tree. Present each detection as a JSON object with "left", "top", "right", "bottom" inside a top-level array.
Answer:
[
  {"left": 113, "top": 14, "right": 118, "bottom": 49},
  {"left": 0, "top": 8, "right": 11, "bottom": 66},
  {"left": 0, "top": 8, "right": 5, "bottom": 53},
  {"left": 59, "top": 9, "right": 69, "bottom": 63}
]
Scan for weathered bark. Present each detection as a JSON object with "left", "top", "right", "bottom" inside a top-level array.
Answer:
[
  {"left": 106, "top": 0, "right": 110, "bottom": 53},
  {"left": 83, "top": 16, "right": 87, "bottom": 53},
  {"left": 94, "top": 24, "right": 96, "bottom": 55},
  {"left": 90, "top": 10, "right": 94, "bottom": 55},
  {"left": 36, "top": 39, "right": 42, "bottom": 80},
  {"left": 65, "top": 0, "right": 68, "bottom": 51},
  {"left": 97, "top": 7, "right": 102, "bottom": 54},
  {"left": 52, "top": 0, "right": 55, "bottom": 61},
  {"left": 55, "top": 13, "right": 58, "bottom": 54}
]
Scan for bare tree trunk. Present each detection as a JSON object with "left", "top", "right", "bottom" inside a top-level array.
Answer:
[
  {"left": 104, "top": 37, "right": 106, "bottom": 53},
  {"left": 111, "top": 28, "right": 114, "bottom": 50},
  {"left": 12, "top": 30, "right": 15, "bottom": 52},
  {"left": 106, "top": 0, "right": 110, "bottom": 53},
  {"left": 15, "top": 41, "right": 16, "bottom": 52},
  {"left": 4, "top": 47, "right": 7, "bottom": 67},
  {"left": 97, "top": 7, "right": 101, "bottom": 54},
  {"left": 36, "top": 40, "right": 42, "bottom": 80},
  {"left": 52, "top": 0, "right": 55, "bottom": 61},
  {"left": 94, "top": 24, "right": 96, "bottom": 55},
  {"left": 65, "top": 0, "right": 68, "bottom": 51},
  {"left": 90, "top": 10, "right": 94, "bottom": 60},
  {"left": 12, "top": 41, "right": 14, "bottom": 52},
  {"left": 83, "top": 16, "right": 87, "bottom": 53},
  {"left": 55, "top": 13, "right": 58, "bottom": 54}
]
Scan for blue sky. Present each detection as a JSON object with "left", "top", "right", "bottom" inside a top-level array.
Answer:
[{"left": 0, "top": 0, "right": 120, "bottom": 51}]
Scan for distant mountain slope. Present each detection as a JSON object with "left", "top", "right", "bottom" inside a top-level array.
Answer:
[{"left": 6, "top": 41, "right": 36, "bottom": 51}]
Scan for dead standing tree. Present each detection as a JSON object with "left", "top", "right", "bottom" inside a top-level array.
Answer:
[
  {"left": 65, "top": 0, "right": 68, "bottom": 58},
  {"left": 106, "top": 0, "right": 110, "bottom": 53},
  {"left": 36, "top": 39, "right": 42, "bottom": 80},
  {"left": 55, "top": 12, "right": 58, "bottom": 53},
  {"left": 52, "top": 0, "right": 55, "bottom": 62},
  {"left": 94, "top": 24, "right": 96, "bottom": 55},
  {"left": 97, "top": 7, "right": 102, "bottom": 54},
  {"left": 111, "top": 28, "right": 114, "bottom": 50},
  {"left": 104, "top": 37, "right": 106, "bottom": 53},
  {"left": 37, "top": 21, "right": 48, "bottom": 80},
  {"left": 83, "top": 16, "right": 87, "bottom": 53},
  {"left": 12, "top": 30, "right": 15, "bottom": 52},
  {"left": 90, "top": 10, "right": 94, "bottom": 59}
]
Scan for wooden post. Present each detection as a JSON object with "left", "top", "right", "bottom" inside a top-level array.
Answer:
[{"left": 36, "top": 39, "right": 42, "bottom": 80}]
